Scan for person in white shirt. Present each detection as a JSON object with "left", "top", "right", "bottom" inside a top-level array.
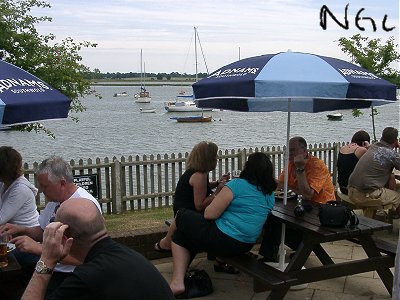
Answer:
[
  {"left": 0, "top": 156, "right": 101, "bottom": 295},
  {"left": 0, "top": 146, "right": 39, "bottom": 227}
]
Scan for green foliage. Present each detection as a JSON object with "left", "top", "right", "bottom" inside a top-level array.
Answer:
[
  {"left": 338, "top": 34, "right": 400, "bottom": 86},
  {"left": 338, "top": 34, "right": 399, "bottom": 141},
  {"left": 0, "top": 0, "right": 99, "bottom": 136}
]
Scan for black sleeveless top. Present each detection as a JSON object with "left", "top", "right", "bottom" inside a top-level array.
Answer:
[
  {"left": 173, "top": 169, "right": 212, "bottom": 214},
  {"left": 337, "top": 151, "right": 359, "bottom": 194}
]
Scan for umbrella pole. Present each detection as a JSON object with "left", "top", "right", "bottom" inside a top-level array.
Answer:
[{"left": 279, "top": 97, "right": 291, "bottom": 270}]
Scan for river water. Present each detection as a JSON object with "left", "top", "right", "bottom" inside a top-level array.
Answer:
[{"left": 1, "top": 85, "right": 399, "bottom": 164}]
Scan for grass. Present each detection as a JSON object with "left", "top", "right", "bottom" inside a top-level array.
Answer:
[{"left": 103, "top": 207, "right": 173, "bottom": 235}]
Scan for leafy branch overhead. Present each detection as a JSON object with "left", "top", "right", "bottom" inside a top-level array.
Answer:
[
  {"left": 338, "top": 34, "right": 399, "bottom": 141},
  {"left": 0, "top": 0, "right": 99, "bottom": 136},
  {"left": 338, "top": 34, "right": 400, "bottom": 86}
]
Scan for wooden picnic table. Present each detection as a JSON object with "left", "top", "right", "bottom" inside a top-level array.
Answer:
[{"left": 264, "top": 199, "right": 395, "bottom": 299}]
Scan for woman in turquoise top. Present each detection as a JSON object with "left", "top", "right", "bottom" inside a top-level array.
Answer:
[{"left": 169, "top": 152, "right": 276, "bottom": 297}]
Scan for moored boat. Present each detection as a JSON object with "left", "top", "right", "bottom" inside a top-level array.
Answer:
[
  {"left": 113, "top": 91, "right": 129, "bottom": 97},
  {"left": 327, "top": 113, "right": 343, "bottom": 121},
  {"left": 134, "top": 49, "right": 151, "bottom": 103},
  {"left": 140, "top": 108, "right": 156, "bottom": 113},
  {"left": 164, "top": 95, "right": 212, "bottom": 112},
  {"left": 170, "top": 115, "right": 212, "bottom": 123}
]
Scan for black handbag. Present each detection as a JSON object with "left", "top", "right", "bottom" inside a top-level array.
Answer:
[
  {"left": 319, "top": 201, "right": 359, "bottom": 227},
  {"left": 182, "top": 269, "right": 213, "bottom": 299}
]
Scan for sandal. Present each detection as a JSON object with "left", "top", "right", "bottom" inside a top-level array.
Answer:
[
  {"left": 213, "top": 261, "right": 239, "bottom": 274},
  {"left": 154, "top": 241, "right": 171, "bottom": 253}
]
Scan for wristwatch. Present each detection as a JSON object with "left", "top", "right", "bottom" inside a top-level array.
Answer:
[
  {"left": 35, "top": 260, "right": 54, "bottom": 275},
  {"left": 295, "top": 167, "right": 305, "bottom": 174}
]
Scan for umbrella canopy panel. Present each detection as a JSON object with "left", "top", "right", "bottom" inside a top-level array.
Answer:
[
  {"left": 0, "top": 60, "right": 71, "bottom": 126},
  {"left": 194, "top": 52, "right": 397, "bottom": 112}
]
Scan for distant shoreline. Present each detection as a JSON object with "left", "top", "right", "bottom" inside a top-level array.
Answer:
[{"left": 91, "top": 77, "right": 197, "bottom": 87}]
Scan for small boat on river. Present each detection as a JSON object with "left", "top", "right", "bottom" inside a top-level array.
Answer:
[
  {"left": 327, "top": 113, "right": 343, "bottom": 121},
  {"left": 113, "top": 91, "right": 129, "bottom": 97},
  {"left": 140, "top": 108, "right": 156, "bottom": 113},
  {"left": 164, "top": 95, "right": 212, "bottom": 112},
  {"left": 170, "top": 115, "right": 212, "bottom": 123}
]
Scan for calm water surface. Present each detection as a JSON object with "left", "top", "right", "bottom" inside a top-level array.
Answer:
[{"left": 1, "top": 85, "right": 399, "bottom": 164}]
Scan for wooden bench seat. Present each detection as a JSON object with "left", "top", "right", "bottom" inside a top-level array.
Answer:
[
  {"left": 350, "top": 236, "right": 396, "bottom": 256},
  {"left": 218, "top": 253, "right": 297, "bottom": 294}
]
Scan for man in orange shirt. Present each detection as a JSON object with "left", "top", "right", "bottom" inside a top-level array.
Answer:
[
  {"left": 259, "top": 136, "right": 335, "bottom": 262},
  {"left": 279, "top": 136, "right": 335, "bottom": 203}
]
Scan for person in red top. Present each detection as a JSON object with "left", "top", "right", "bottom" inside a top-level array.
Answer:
[
  {"left": 279, "top": 136, "right": 335, "bottom": 203},
  {"left": 258, "top": 136, "right": 335, "bottom": 262}
]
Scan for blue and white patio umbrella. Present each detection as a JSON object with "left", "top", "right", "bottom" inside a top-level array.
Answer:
[
  {"left": 194, "top": 51, "right": 397, "bottom": 269},
  {"left": 0, "top": 60, "right": 71, "bottom": 127}
]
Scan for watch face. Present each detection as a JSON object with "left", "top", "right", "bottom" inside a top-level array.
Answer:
[{"left": 35, "top": 260, "right": 53, "bottom": 274}]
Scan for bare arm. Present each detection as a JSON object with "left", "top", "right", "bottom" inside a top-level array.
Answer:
[
  {"left": 293, "top": 153, "right": 314, "bottom": 200},
  {"left": 0, "top": 223, "right": 43, "bottom": 241},
  {"left": 22, "top": 222, "right": 73, "bottom": 300},
  {"left": 190, "top": 172, "right": 226, "bottom": 211},
  {"left": 204, "top": 186, "right": 233, "bottom": 220}
]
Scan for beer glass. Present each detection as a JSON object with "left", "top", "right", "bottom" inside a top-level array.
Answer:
[{"left": 0, "top": 235, "right": 8, "bottom": 268}]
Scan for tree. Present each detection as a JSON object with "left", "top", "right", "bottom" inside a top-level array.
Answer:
[
  {"left": 0, "top": 0, "right": 98, "bottom": 137},
  {"left": 338, "top": 34, "right": 400, "bottom": 141}
]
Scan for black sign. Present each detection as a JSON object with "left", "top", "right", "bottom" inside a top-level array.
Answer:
[{"left": 73, "top": 174, "right": 99, "bottom": 199}]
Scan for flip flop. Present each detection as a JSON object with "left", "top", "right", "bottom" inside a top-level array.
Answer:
[{"left": 154, "top": 241, "right": 171, "bottom": 253}]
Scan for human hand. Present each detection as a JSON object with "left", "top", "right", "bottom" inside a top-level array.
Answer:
[
  {"left": 41, "top": 222, "right": 73, "bottom": 268},
  {"left": 11, "top": 235, "right": 42, "bottom": 255},
  {"left": 220, "top": 173, "right": 230, "bottom": 182},
  {"left": 293, "top": 152, "right": 306, "bottom": 168},
  {"left": 0, "top": 223, "right": 22, "bottom": 238}
]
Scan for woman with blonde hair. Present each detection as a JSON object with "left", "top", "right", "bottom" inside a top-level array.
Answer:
[{"left": 155, "top": 141, "right": 228, "bottom": 252}]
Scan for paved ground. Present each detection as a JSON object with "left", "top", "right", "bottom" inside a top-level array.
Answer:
[{"left": 153, "top": 215, "right": 399, "bottom": 300}]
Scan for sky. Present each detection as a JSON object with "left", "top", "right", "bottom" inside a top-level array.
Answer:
[{"left": 34, "top": 0, "right": 399, "bottom": 74}]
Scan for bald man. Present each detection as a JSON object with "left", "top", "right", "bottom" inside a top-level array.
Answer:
[{"left": 22, "top": 198, "right": 174, "bottom": 300}]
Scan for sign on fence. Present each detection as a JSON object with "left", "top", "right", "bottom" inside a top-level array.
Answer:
[{"left": 73, "top": 174, "right": 99, "bottom": 199}]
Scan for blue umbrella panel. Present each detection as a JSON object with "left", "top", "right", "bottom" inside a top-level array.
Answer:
[
  {"left": 194, "top": 52, "right": 397, "bottom": 112},
  {"left": 0, "top": 60, "right": 71, "bottom": 126}
]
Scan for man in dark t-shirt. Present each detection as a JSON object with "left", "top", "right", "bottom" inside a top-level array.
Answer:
[{"left": 21, "top": 198, "right": 174, "bottom": 300}]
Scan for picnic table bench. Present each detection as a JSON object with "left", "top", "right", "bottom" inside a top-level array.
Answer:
[{"left": 218, "top": 199, "right": 395, "bottom": 300}]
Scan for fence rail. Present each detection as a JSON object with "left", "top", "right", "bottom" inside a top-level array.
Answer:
[{"left": 23, "top": 143, "right": 341, "bottom": 214}]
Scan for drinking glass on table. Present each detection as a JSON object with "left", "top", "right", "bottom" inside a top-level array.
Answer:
[
  {"left": 231, "top": 170, "right": 241, "bottom": 179},
  {"left": 0, "top": 235, "right": 9, "bottom": 268}
]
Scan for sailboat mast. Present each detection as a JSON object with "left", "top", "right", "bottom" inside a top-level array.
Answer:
[
  {"left": 140, "top": 48, "right": 143, "bottom": 88},
  {"left": 194, "top": 26, "right": 198, "bottom": 82}
]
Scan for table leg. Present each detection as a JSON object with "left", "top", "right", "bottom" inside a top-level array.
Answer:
[
  {"left": 313, "top": 244, "right": 334, "bottom": 265},
  {"left": 358, "top": 235, "right": 393, "bottom": 295}
]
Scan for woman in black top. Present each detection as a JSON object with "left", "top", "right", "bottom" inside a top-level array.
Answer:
[
  {"left": 337, "top": 130, "right": 370, "bottom": 194},
  {"left": 155, "top": 141, "right": 228, "bottom": 252}
]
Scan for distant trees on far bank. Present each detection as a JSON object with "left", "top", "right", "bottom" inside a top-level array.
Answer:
[{"left": 87, "top": 71, "right": 208, "bottom": 81}]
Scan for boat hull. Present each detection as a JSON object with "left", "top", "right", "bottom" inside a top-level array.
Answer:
[
  {"left": 171, "top": 116, "right": 212, "bottom": 123},
  {"left": 164, "top": 101, "right": 212, "bottom": 112}
]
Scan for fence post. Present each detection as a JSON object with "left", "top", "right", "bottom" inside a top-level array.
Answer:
[{"left": 112, "top": 158, "right": 122, "bottom": 213}]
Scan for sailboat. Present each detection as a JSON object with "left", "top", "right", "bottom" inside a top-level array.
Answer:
[
  {"left": 164, "top": 27, "right": 212, "bottom": 113},
  {"left": 134, "top": 49, "right": 151, "bottom": 103}
]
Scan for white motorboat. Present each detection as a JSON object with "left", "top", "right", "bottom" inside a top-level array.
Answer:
[
  {"left": 113, "top": 91, "right": 129, "bottom": 97},
  {"left": 140, "top": 108, "right": 156, "bottom": 113},
  {"left": 164, "top": 96, "right": 212, "bottom": 112}
]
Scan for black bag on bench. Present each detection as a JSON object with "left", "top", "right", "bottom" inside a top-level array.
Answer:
[{"left": 319, "top": 201, "right": 359, "bottom": 227}]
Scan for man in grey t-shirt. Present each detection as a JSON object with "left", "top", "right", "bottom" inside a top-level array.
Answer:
[{"left": 348, "top": 127, "right": 400, "bottom": 215}]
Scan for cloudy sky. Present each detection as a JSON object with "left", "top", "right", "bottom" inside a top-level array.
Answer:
[{"left": 34, "top": 0, "right": 399, "bottom": 73}]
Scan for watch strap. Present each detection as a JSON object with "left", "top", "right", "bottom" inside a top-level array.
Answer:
[{"left": 35, "top": 260, "right": 54, "bottom": 275}]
